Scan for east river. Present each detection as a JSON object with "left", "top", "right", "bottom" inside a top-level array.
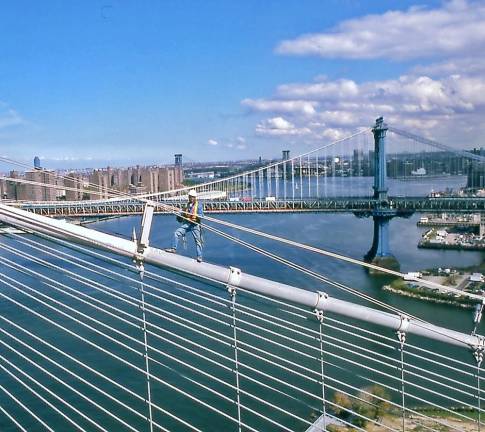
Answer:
[
  {"left": 1, "top": 176, "right": 484, "bottom": 431},
  {"left": 98, "top": 210, "right": 484, "bottom": 334}
]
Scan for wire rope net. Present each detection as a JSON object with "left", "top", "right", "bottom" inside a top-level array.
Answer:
[{"left": 0, "top": 228, "right": 484, "bottom": 432}]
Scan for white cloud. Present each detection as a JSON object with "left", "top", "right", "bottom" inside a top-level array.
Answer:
[
  {"left": 412, "top": 57, "right": 485, "bottom": 76},
  {"left": 256, "top": 117, "right": 311, "bottom": 136},
  {"left": 208, "top": 139, "right": 218, "bottom": 146},
  {"left": 277, "top": 79, "right": 359, "bottom": 100},
  {"left": 240, "top": 1, "right": 485, "bottom": 149},
  {"left": 243, "top": 71, "right": 485, "bottom": 146},
  {"left": 275, "top": 0, "right": 485, "bottom": 60},
  {"left": 321, "top": 128, "right": 347, "bottom": 141},
  {"left": 242, "top": 98, "right": 318, "bottom": 115}
]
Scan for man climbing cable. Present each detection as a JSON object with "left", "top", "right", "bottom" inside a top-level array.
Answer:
[{"left": 165, "top": 189, "right": 204, "bottom": 262}]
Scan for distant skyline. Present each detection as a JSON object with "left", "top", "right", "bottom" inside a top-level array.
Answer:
[{"left": 1, "top": 0, "right": 485, "bottom": 170}]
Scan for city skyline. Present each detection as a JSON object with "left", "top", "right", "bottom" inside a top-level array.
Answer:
[{"left": 1, "top": 0, "right": 485, "bottom": 170}]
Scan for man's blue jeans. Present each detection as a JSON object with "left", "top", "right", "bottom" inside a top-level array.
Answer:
[{"left": 172, "top": 223, "right": 202, "bottom": 259}]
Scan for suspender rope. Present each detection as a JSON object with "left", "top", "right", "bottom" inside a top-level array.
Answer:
[
  {"left": 228, "top": 267, "right": 242, "bottom": 432},
  {"left": 397, "top": 315, "right": 410, "bottom": 432},
  {"left": 137, "top": 262, "right": 154, "bottom": 432},
  {"left": 134, "top": 204, "right": 155, "bottom": 432},
  {"left": 478, "top": 363, "right": 482, "bottom": 432},
  {"left": 315, "top": 292, "right": 328, "bottom": 431},
  {"left": 474, "top": 340, "right": 485, "bottom": 432}
]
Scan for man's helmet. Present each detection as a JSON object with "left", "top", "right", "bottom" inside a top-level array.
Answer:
[{"left": 188, "top": 189, "right": 197, "bottom": 198}]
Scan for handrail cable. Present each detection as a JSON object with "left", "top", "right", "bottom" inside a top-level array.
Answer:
[
  {"left": 1, "top": 204, "right": 477, "bottom": 350},
  {"left": 0, "top": 266, "right": 407, "bottom": 431},
  {"left": 0, "top": 240, "right": 476, "bottom": 432},
  {"left": 0, "top": 279, "right": 265, "bottom": 432},
  {"left": 0, "top": 323, "right": 172, "bottom": 432},
  {"left": 0, "top": 241, "right": 478, "bottom": 414},
  {"left": 0, "top": 404, "right": 28, "bottom": 432},
  {"left": 0, "top": 270, "right": 397, "bottom": 432},
  {"left": 3, "top": 218, "right": 472, "bottom": 351},
  {"left": 4, "top": 170, "right": 481, "bottom": 304},
  {"left": 0, "top": 251, "right": 332, "bottom": 412}
]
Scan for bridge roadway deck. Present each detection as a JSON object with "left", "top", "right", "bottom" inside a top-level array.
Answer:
[{"left": 12, "top": 196, "right": 485, "bottom": 217}]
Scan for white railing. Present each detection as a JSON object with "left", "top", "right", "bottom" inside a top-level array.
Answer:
[{"left": 0, "top": 205, "right": 484, "bottom": 431}]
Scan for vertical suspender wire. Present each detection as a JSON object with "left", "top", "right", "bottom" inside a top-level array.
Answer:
[
  {"left": 324, "top": 149, "right": 327, "bottom": 198},
  {"left": 475, "top": 350, "right": 483, "bottom": 432},
  {"left": 331, "top": 150, "right": 335, "bottom": 197},
  {"left": 138, "top": 267, "right": 154, "bottom": 432},
  {"left": 266, "top": 168, "right": 270, "bottom": 198},
  {"left": 307, "top": 155, "right": 311, "bottom": 198},
  {"left": 349, "top": 139, "right": 353, "bottom": 197},
  {"left": 275, "top": 165, "right": 279, "bottom": 200},
  {"left": 478, "top": 362, "right": 482, "bottom": 432},
  {"left": 257, "top": 170, "right": 261, "bottom": 200},
  {"left": 400, "top": 343, "right": 405, "bottom": 431},
  {"left": 261, "top": 169, "right": 264, "bottom": 200},
  {"left": 291, "top": 160, "right": 295, "bottom": 207},
  {"left": 270, "top": 167, "right": 273, "bottom": 197},
  {"left": 398, "top": 331, "right": 406, "bottom": 432},
  {"left": 283, "top": 161, "right": 287, "bottom": 201},
  {"left": 253, "top": 172, "right": 256, "bottom": 200},
  {"left": 318, "top": 312, "right": 327, "bottom": 431},
  {"left": 260, "top": 169, "right": 263, "bottom": 200},
  {"left": 250, "top": 172, "right": 254, "bottom": 201},
  {"left": 229, "top": 287, "right": 242, "bottom": 432},
  {"left": 316, "top": 154, "right": 319, "bottom": 199},
  {"left": 299, "top": 156, "right": 303, "bottom": 201},
  {"left": 340, "top": 145, "right": 344, "bottom": 199}
]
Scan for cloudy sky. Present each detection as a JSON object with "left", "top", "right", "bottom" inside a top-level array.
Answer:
[{"left": 1, "top": 0, "right": 484, "bottom": 168}]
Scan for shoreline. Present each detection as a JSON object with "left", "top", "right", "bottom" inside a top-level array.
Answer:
[{"left": 382, "top": 284, "right": 475, "bottom": 309}]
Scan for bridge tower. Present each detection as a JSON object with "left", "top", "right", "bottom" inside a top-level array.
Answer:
[{"left": 364, "top": 117, "right": 400, "bottom": 271}]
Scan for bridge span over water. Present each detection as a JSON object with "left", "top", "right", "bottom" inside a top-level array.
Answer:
[
  {"left": 17, "top": 195, "right": 485, "bottom": 217},
  {"left": 8, "top": 117, "right": 484, "bottom": 268},
  {"left": 0, "top": 118, "right": 485, "bottom": 431},
  {"left": 0, "top": 200, "right": 485, "bottom": 431}
]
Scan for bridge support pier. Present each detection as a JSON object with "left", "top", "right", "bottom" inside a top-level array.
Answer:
[
  {"left": 364, "top": 117, "right": 400, "bottom": 273},
  {"left": 365, "top": 213, "right": 400, "bottom": 272}
]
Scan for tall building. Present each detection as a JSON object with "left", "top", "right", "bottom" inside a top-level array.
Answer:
[
  {"left": 65, "top": 172, "right": 86, "bottom": 201},
  {"left": 89, "top": 169, "right": 110, "bottom": 200},
  {"left": 18, "top": 170, "right": 57, "bottom": 201}
]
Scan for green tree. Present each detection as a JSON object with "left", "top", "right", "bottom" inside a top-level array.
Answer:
[
  {"left": 358, "top": 384, "right": 392, "bottom": 421},
  {"left": 331, "top": 392, "right": 352, "bottom": 419}
]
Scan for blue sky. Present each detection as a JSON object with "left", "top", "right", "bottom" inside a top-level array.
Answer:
[{"left": 1, "top": 0, "right": 484, "bottom": 169}]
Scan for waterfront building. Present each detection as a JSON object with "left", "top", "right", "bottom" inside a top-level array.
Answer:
[
  {"left": 65, "top": 172, "right": 87, "bottom": 201},
  {"left": 18, "top": 170, "right": 58, "bottom": 201},
  {"left": 88, "top": 164, "right": 184, "bottom": 199}
]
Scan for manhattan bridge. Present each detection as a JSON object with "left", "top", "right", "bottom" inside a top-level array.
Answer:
[{"left": 0, "top": 117, "right": 484, "bottom": 431}]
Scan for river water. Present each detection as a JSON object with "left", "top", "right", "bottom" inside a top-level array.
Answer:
[
  {"left": 100, "top": 210, "right": 484, "bottom": 333},
  {"left": 0, "top": 175, "right": 484, "bottom": 431}
]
